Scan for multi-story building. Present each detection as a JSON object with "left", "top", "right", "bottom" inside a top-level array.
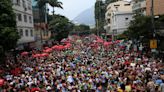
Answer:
[
  {"left": 132, "top": 0, "right": 164, "bottom": 16},
  {"left": 131, "top": 0, "right": 146, "bottom": 15},
  {"left": 32, "top": 0, "right": 51, "bottom": 48},
  {"left": 146, "top": 0, "right": 164, "bottom": 16},
  {"left": 12, "top": 0, "right": 35, "bottom": 49},
  {"left": 104, "top": 1, "right": 133, "bottom": 37}
]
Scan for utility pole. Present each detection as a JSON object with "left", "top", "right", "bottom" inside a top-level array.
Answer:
[
  {"left": 99, "top": 0, "right": 101, "bottom": 37},
  {"left": 150, "top": 0, "right": 158, "bottom": 56},
  {"left": 151, "top": 0, "right": 155, "bottom": 38},
  {"left": 96, "top": 19, "right": 99, "bottom": 36},
  {"left": 96, "top": 0, "right": 102, "bottom": 36},
  {"left": 45, "top": 4, "right": 48, "bottom": 24}
]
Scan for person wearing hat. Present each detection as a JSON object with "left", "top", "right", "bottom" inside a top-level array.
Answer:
[{"left": 158, "top": 71, "right": 164, "bottom": 92}]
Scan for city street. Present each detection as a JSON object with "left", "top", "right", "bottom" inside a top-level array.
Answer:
[
  {"left": 0, "top": 0, "right": 164, "bottom": 91},
  {"left": 0, "top": 35, "right": 164, "bottom": 91}
]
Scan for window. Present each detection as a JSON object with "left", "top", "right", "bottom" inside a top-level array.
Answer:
[
  {"left": 25, "top": 30, "right": 29, "bottom": 36},
  {"left": 30, "top": 30, "right": 33, "bottom": 36},
  {"left": 16, "top": 0, "right": 20, "bottom": 6},
  {"left": 19, "top": 29, "right": 23, "bottom": 36},
  {"left": 22, "top": 0, "right": 25, "bottom": 7},
  {"left": 125, "top": 18, "right": 129, "bottom": 20},
  {"left": 28, "top": 2, "right": 32, "bottom": 10},
  {"left": 108, "top": 13, "right": 111, "bottom": 16},
  {"left": 22, "top": 0, "right": 27, "bottom": 11},
  {"left": 108, "top": 19, "right": 110, "bottom": 23},
  {"left": 17, "top": 13, "right": 22, "bottom": 21},
  {"left": 114, "top": 4, "right": 120, "bottom": 7},
  {"left": 115, "top": 7, "right": 118, "bottom": 11},
  {"left": 24, "top": 15, "right": 27, "bottom": 22},
  {"left": 29, "top": 16, "right": 32, "bottom": 23},
  {"left": 124, "top": 4, "right": 130, "bottom": 6}
]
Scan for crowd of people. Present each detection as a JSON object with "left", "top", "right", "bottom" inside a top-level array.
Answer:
[{"left": 0, "top": 35, "right": 164, "bottom": 92}]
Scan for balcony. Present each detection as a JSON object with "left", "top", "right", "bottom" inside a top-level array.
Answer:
[{"left": 132, "top": 0, "right": 146, "bottom": 11}]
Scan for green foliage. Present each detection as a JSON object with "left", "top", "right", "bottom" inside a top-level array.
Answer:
[
  {"left": 74, "top": 24, "right": 90, "bottom": 31},
  {"left": 124, "top": 15, "right": 152, "bottom": 41},
  {"left": 36, "top": 0, "right": 63, "bottom": 15},
  {"left": 95, "top": 1, "right": 106, "bottom": 33},
  {"left": 35, "top": 0, "right": 49, "bottom": 8},
  {"left": 116, "top": 34, "right": 128, "bottom": 40},
  {"left": 49, "top": 14, "right": 74, "bottom": 41},
  {"left": 159, "top": 15, "right": 164, "bottom": 22},
  {"left": 0, "top": 27, "right": 19, "bottom": 51},
  {"left": 48, "top": 0, "right": 63, "bottom": 9},
  {"left": 123, "top": 15, "right": 164, "bottom": 50},
  {"left": 0, "top": 0, "right": 19, "bottom": 62}
]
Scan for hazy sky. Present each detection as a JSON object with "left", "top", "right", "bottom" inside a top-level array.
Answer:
[
  {"left": 48, "top": 0, "right": 96, "bottom": 20},
  {"left": 48, "top": 0, "right": 131, "bottom": 20}
]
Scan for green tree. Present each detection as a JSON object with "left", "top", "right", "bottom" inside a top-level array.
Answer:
[
  {"left": 123, "top": 15, "right": 152, "bottom": 43},
  {"left": 95, "top": 1, "right": 106, "bottom": 35},
  {"left": 49, "top": 14, "right": 74, "bottom": 41},
  {"left": 0, "top": 0, "right": 19, "bottom": 63},
  {"left": 49, "top": 0, "right": 63, "bottom": 15},
  {"left": 35, "top": 0, "right": 63, "bottom": 15},
  {"left": 74, "top": 24, "right": 90, "bottom": 31}
]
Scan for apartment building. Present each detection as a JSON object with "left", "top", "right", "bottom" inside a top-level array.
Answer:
[
  {"left": 146, "top": 0, "right": 164, "bottom": 16},
  {"left": 132, "top": 0, "right": 146, "bottom": 15},
  {"left": 12, "top": 0, "right": 35, "bottom": 49},
  {"left": 32, "top": 0, "right": 51, "bottom": 49},
  {"left": 132, "top": 0, "right": 164, "bottom": 16},
  {"left": 104, "top": 1, "right": 133, "bottom": 36}
]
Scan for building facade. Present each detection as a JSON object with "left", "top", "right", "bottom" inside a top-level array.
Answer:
[
  {"left": 132, "top": 0, "right": 146, "bottom": 15},
  {"left": 146, "top": 0, "right": 164, "bottom": 16},
  {"left": 12, "top": 0, "right": 35, "bottom": 49},
  {"left": 32, "top": 0, "right": 52, "bottom": 49},
  {"left": 104, "top": 1, "right": 133, "bottom": 37}
]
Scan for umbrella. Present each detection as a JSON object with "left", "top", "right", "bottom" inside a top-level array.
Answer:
[
  {"left": 41, "top": 53, "right": 49, "bottom": 57},
  {"left": 57, "top": 45, "right": 65, "bottom": 50},
  {"left": 52, "top": 45, "right": 65, "bottom": 50},
  {"left": 44, "top": 47, "right": 49, "bottom": 49},
  {"left": 52, "top": 45, "right": 58, "bottom": 49},
  {"left": 32, "top": 54, "right": 40, "bottom": 58},
  {"left": 21, "top": 51, "right": 28, "bottom": 56},
  {"left": 43, "top": 48, "right": 53, "bottom": 53},
  {"left": 96, "top": 37, "right": 104, "bottom": 43},
  {"left": 104, "top": 41, "right": 113, "bottom": 46},
  {"left": 0, "top": 79, "right": 4, "bottom": 87},
  {"left": 64, "top": 43, "right": 71, "bottom": 48}
]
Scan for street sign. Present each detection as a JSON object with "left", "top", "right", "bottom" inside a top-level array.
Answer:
[{"left": 150, "top": 39, "right": 157, "bottom": 49}]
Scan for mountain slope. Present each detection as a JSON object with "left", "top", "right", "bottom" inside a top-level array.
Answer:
[{"left": 73, "top": 6, "right": 95, "bottom": 26}]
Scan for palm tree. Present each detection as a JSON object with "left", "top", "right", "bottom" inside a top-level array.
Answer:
[
  {"left": 35, "top": 0, "right": 63, "bottom": 15},
  {"left": 48, "top": 0, "right": 63, "bottom": 15},
  {"left": 35, "top": 0, "right": 63, "bottom": 43},
  {"left": 35, "top": 0, "right": 48, "bottom": 8}
]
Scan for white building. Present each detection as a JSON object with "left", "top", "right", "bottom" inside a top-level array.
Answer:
[
  {"left": 12, "top": 0, "right": 35, "bottom": 49},
  {"left": 111, "top": 11, "right": 133, "bottom": 35},
  {"left": 131, "top": 0, "right": 146, "bottom": 15},
  {"left": 104, "top": 1, "right": 133, "bottom": 37}
]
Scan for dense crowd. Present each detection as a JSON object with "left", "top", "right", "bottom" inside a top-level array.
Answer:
[{"left": 0, "top": 35, "right": 164, "bottom": 92}]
